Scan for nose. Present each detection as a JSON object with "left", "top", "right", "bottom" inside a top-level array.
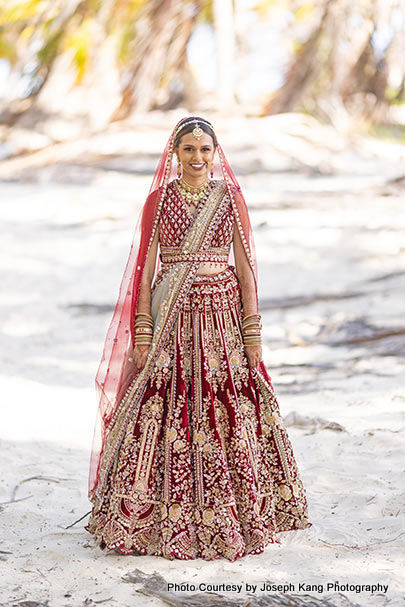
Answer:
[{"left": 191, "top": 151, "right": 203, "bottom": 162}]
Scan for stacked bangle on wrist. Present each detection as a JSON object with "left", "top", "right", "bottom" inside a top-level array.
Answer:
[
  {"left": 134, "top": 312, "right": 154, "bottom": 346},
  {"left": 242, "top": 313, "right": 262, "bottom": 347}
]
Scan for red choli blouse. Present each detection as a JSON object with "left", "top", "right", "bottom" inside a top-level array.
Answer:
[{"left": 159, "top": 179, "right": 234, "bottom": 250}]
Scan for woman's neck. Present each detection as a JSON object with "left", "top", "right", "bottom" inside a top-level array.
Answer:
[{"left": 180, "top": 174, "right": 209, "bottom": 188}]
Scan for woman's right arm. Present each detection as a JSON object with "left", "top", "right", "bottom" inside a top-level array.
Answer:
[
  {"left": 132, "top": 224, "right": 160, "bottom": 371},
  {"left": 136, "top": 224, "right": 160, "bottom": 316}
]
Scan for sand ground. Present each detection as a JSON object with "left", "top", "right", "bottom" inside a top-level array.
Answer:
[{"left": 0, "top": 114, "right": 404, "bottom": 606}]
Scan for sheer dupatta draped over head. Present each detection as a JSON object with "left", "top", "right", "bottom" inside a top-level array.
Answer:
[{"left": 88, "top": 116, "right": 259, "bottom": 502}]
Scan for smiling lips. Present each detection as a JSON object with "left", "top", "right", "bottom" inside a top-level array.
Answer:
[{"left": 190, "top": 163, "right": 206, "bottom": 170}]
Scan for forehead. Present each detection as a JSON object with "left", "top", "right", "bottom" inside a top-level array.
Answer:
[{"left": 178, "top": 132, "right": 213, "bottom": 146}]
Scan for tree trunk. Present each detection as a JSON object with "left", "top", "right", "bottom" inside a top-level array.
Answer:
[
  {"left": 111, "top": 0, "right": 199, "bottom": 121},
  {"left": 261, "top": 0, "right": 399, "bottom": 126},
  {"left": 213, "top": 0, "right": 236, "bottom": 111},
  {"left": 261, "top": 0, "right": 332, "bottom": 116}
]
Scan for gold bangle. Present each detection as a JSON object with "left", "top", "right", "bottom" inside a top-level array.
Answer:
[
  {"left": 243, "top": 313, "right": 261, "bottom": 321},
  {"left": 134, "top": 342, "right": 152, "bottom": 346}
]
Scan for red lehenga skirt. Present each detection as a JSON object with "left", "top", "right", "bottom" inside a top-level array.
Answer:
[{"left": 85, "top": 265, "right": 311, "bottom": 561}]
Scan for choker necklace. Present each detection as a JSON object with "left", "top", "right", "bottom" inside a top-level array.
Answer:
[{"left": 179, "top": 178, "right": 210, "bottom": 203}]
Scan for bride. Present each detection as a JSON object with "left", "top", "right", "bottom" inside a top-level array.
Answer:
[{"left": 85, "top": 116, "right": 311, "bottom": 561}]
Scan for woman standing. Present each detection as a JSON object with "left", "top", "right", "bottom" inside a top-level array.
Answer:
[{"left": 85, "top": 116, "right": 311, "bottom": 561}]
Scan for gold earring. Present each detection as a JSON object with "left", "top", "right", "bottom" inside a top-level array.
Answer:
[
  {"left": 177, "top": 157, "right": 182, "bottom": 178},
  {"left": 210, "top": 163, "right": 214, "bottom": 178}
]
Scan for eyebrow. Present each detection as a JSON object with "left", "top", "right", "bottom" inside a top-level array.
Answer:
[{"left": 182, "top": 143, "right": 212, "bottom": 148}]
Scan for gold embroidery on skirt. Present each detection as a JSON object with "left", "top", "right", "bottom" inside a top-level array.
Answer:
[
  {"left": 135, "top": 418, "right": 158, "bottom": 492},
  {"left": 85, "top": 267, "right": 311, "bottom": 559}
]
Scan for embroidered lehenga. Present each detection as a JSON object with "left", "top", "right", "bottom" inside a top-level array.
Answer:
[{"left": 85, "top": 119, "right": 311, "bottom": 561}]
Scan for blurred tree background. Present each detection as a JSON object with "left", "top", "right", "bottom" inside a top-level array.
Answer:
[{"left": 0, "top": 0, "right": 404, "bottom": 137}]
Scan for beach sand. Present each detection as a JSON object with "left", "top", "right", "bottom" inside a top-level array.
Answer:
[{"left": 0, "top": 114, "right": 404, "bottom": 606}]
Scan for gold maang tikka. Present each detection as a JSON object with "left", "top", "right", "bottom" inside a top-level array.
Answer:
[{"left": 192, "top": 120, "right": 204, "bottom": 140}]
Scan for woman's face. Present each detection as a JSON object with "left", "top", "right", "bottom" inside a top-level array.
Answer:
[{"left": 175, "top": 131, "right": 215, "bottom": 182}]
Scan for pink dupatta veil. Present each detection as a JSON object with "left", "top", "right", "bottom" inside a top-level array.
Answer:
[{"left": 88, "top": 116, "right": 259, "bottom": 502}]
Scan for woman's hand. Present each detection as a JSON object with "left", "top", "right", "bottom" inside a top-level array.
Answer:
[
  {"left": 129, "top": 344, "right": 150, "bottom": 371},
  {"left": 244, "top": 344, "right": 262, "bottom": 369}
]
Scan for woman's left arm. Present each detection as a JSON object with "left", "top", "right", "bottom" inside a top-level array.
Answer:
[{"left": 232, "top": 222, "right": 262, "bottom": 368}]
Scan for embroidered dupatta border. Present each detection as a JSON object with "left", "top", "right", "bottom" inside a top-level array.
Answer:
[{"left": 94, "top": 181, "right": 228, "bottom": 503}]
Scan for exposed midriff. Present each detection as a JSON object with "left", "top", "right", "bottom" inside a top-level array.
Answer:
[
  {"left": 159, "top": 245, "right": 230, "bottom": 276},
  {"left": 196, "top": 262, "right": 229, "bottom": 276}
]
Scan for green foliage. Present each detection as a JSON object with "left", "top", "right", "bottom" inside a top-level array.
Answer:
[
  {"left": 253, "top": 0, "right": 287, "bottom": 16},
  {"left": 385, "top": 85, "right": 405, "bottom": 105},
  {"left": 0, "top": 0, "right": 149, "bottom": 86},
  {"left": 0, "top": 0, "right": 403, "bottom": 123},
  {"left": 200, "top": 0, "right": 214, "bottom": 23},
  {"left": 0, "top": 33, "right": 17, "bottom": 61},
  {"left": 253, "top": 0, "right": 315, "bottom": 19},
  {"left": 37, "top": 29, "right": 64, "bottom": 65},
  {"left": 294, "top": 3, "right": 314, "bottom": 21},
  {"left": 65, "top": 18, "right": 94, "bottom": 83},
  {"left": 368, "top": 122, "right": 405, "bottom": 143},
  {"left": 0, "top": 0, "right": 44, "bottom": 26},
  {"left": 116, "top": 21, "right": 136, "bottom": 65}
]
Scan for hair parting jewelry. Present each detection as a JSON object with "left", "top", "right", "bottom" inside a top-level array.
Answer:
[{"left": 174, "top": 118, "right": 214, "bottom": 140}]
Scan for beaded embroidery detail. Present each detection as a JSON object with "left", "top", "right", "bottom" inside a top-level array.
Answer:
[{"left": 160, "top": 180, "right": 234, "bottom": 250}]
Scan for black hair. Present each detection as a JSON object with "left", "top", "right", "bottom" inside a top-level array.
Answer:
[{"left": 173, "top": 116, "right": 217, "bottom": 148}]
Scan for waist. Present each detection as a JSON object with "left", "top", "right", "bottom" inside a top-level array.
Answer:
[
  {"left": 160, "top": 245, "right": 230, "bottom": 265},
  {"left": 153, "top": 264, "right": 238, "bottom": 290}
]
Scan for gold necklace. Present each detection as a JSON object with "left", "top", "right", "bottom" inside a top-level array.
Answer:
[
  {"left": 178, "top": 178, "right": 210, "bottom": 204},
  {"left": 180, "top": 177, "right": 209, "bottom": 191}
]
